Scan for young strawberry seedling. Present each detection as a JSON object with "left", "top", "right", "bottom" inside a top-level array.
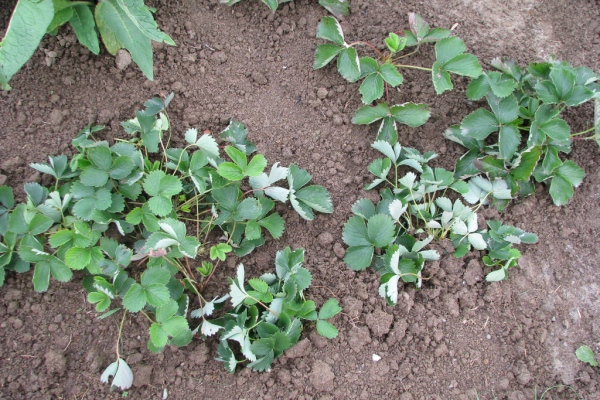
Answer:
[
  {"left": 445, "top": 56, "right": 599, "bottom": 206},
  {"left": 342, "top": 138, "right": 538, "bottom": 305},
  {"left": 314, "top": 13, "right": 482, "bottom": 143}
]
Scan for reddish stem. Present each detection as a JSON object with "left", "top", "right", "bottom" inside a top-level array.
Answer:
[{"left": 348, "top": 41, "right": 384, "bottom": 58}]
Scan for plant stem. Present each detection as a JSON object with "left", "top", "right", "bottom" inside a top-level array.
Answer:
[
  {"left": 393, "top": 64, "right": 432, "bottom": 72},
  {"left": 201, "top": 222, "right": 236, "bottom": 291},
  {"left": 570, "top": 126, "right": 596, "bottom": 137},
  {"left": 348, "top": 41, "right": 384, "bottom": 58},
  {"left": 391, "top": 44, "right": 421, "bottom": 61},
  {"left": 385, "top": 81, "right": 390, "bottom": 103},
  {"left": 115, "top": 310, "right": 127, "bottom": 359},
  {"left": 247, "top": 295, "right": 280, "bottom": 317}
]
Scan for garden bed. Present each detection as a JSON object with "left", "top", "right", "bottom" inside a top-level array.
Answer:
[{"left": 0, "top": 0, "right": 599, "bottom": 398}]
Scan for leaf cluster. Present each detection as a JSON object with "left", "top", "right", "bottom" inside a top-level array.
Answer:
[
  {"left": 445, "top": 57, "right": 598, "bottom": 205},
  {"left": 342, "top": 140, "right": 537, "bottom": 305},
  {"left": 1, "top": 0, "right": 174, "bottom": 90},
  {"left": 0, "top": 95, "right": 335, "bottom": 386},
  {"left": 313, "top": 13, "right": 482, "bottom": 142},
  {"left": 200, "top": 248, "right": 341, "bottom": 373}
]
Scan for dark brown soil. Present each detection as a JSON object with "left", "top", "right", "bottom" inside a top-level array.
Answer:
[{"left": 1, "top": 0, "right": 600, "bottom": 399}]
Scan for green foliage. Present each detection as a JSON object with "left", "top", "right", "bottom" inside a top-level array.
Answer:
[
  {"left": 445, "top": 56, "right": 599, "bottom": 206},
  {"left": 314, "top": 13, "right": 482, "bottom": 141},
  {"left": 575, "top": 345, "right": 598, "bottom": 367},
  {"left": 206, "top": 248, "right": 341, "bottom": 373},
  {"left": 0, "top": 0, "right": 174, "bottom": 90},
  {"left": 343, "top": 140, "right": 537, "bottom": 305},
  {"left": 0, "top": 95, "right": 334, "bottom": 386}
]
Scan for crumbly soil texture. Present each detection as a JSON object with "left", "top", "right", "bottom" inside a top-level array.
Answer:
[{"left": 1, "top": 0, "right": 600, "bottom": 399}]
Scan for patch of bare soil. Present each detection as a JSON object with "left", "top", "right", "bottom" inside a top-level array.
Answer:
[{"left": 1, "top": 0, "right": 599, "bottom": 399}]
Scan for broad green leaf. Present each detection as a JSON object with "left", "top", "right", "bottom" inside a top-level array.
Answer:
[
  {"left": 225, "top": 146, "right": 248, "bottom": 170},
  {"left": 220, "top": 121, "right": 256, "bottom": 155},
  {"left": 110, "top": 156, "right": 134, "bottom": 179},
  {"left": 246, "top": 154, "right": 267, "bottom": 177},
  {"left": 0, "top": 0, "right": 54, "bottom": 90},
  {"left": 69, "top": 5, "right": 100, "bottom": 54},
  {"left": 337, "top": 47, "right": 360, "bottom": 82},
  {"left": 390, "top": 103, "right": 430, "bottom": 127},
  {"left": 316, "top": 320, "right": 338, "bottom": 339},
  {"left": 359, "top": 73, "right": 384, "bottom": 104},
  {"left": 353, "top": 102, "right": 390, "bottom": 125},
  {"left": 384, "top": 32, "right": 402, "bottom": 53},
  {"left": 408, "top": 12, "right": 429, "bottom": 42},
  {"left": 147, "top": 196, "right": 173, "bottom": 217},
  {"left": 150, "top": 323, "right": 168, "bottom": 348},
  {"left": 80, "top": 167, "right": 110, "bottom": 187},
  {"left": 485, "top": 268, "right": 506, "bottom": 282},
  {"left": 498, "top": 125, "right": 521, "bottom": 160},
  {"left": 466, "top": 74, "right": 490, "bottom": 100},
  {"left": 258, "top": 213, "right": 284, "bottom": 239},
  {"left": 342, "top": 216, "right": 370, "bottom": 247},
  {"left": 95, "top": 0, "right": 154, "bottom": 79},
  {"left": 359, "top": 56, "right": 379, "bottom": 77},
  {"left": 318, "top": 0, "right": 348, "bottom": 19},
  {"left": 565, "top": 85, "right": 594, "bottom": 107},
  {"left": 319, "top": 298, "right": 342, "bottom": 319},
  {"left": 316, "top": 16, "right": 344, "bottom": 46},
  {"left": 141, "top": 267, "right": 171, "bottom": 286},
  {"left": 511, "top": 147, "right": 542, "bottom": 181},
  {"left": 432, "top": 61, "right": 452, "bottom": 94},
  {"left": 540, "top": 119, "right": 570, "bottom": 141},
  {"left": 234, "top": 198, "right": 263, "bottom": 221},
  {"left": 65, "top": 247, "right": 92, "bottom": 270},
  {"left": 461, "top": 108, "right": 498, "bottom": 140},
  {"left": 442, "top": 54, "right": 482, "bottom": 78},
  {"left": 144, "top": 283, "right": 170, "bottom": 307},
  {"left": 435, "top": 36, "right": 466, "bottom": 65},
  {"left": 376, "top": 117, "right": 398, "bottom": 143},
  {"left": 367, "top": 214, "right": 395, "bottom": 248},
  {"left": 261, "top": 0, "right": 278, "bottom": 11},
  {"left": 313, "top": 44, "right": 342, "bottom": 69},
  {"left": 218, "top": 163, "right": 245, "bottom": 181},
  {"left": 380, "top": 63, "right": 403, "bottom": 86},
  {"left": 550, "top": 67, "right": 576, "bottom": 101},
  {"left": 352, "top": 198, "right": 376, "bottom": 220},
  {"left": 0, "top": 186, "right": 14, "bottom": 210},
  {"left": 575, "top": 345, "right": 598, "bottom": 366},
  {"left": 245, "top": 220, "right": 261, "bottom": 240},
  {"left": 88, "top": 146, "right": 112, "bottom": 171},
  {"left": 487, "top": 71, "right": 517, "bottom": 98},
  {"left": 122, "top": 283, "right": 146, "bottom": 312},
  {"left": 33, "top": 262, "right": 51, "bottom": 292},
  {"left": 294, "top": 186, "right": 333, "bottom": 214},
  {"left": 487, "top": 94, "right": 519, "bottom": 124},
  {"left": 344, "top": 245, "right": 373, "bottom": 270}
]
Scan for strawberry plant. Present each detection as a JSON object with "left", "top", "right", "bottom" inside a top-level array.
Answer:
[
  {"left": 0, "top": 0, "right": 174, "bottom": 90},
  {"left": 202, "top": 247, "right": 341, "bottom": 372},
  {"left": 313, "top": 13, "right": 483, "bottom": 143},
  {"left": 342, "top": 139, "right": 537, "bottom": 304},
  {"left": 0, "top": 94, "right": 335, "bottom": 388},
  {"left": 445, "top": 56, "right": 599, "bottom": 206}
]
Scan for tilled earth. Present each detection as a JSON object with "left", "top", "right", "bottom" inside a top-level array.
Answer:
[{"left": 1, "top": 0, "right": 599, "bottom": 399}]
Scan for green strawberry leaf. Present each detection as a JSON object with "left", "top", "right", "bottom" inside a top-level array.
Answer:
[
  {"left": 313, "top": 44, "right": 343, "bottom": 69},
  {"left": 316, "top": 16, "right": 345, "bottom": 46},
  {"left": 337, "top": 47, "right": 360, "bottom": 82}
]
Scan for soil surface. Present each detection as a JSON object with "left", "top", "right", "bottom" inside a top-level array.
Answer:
[{"left": 1, "top": 0, "right": 600, "bottom": 399}]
